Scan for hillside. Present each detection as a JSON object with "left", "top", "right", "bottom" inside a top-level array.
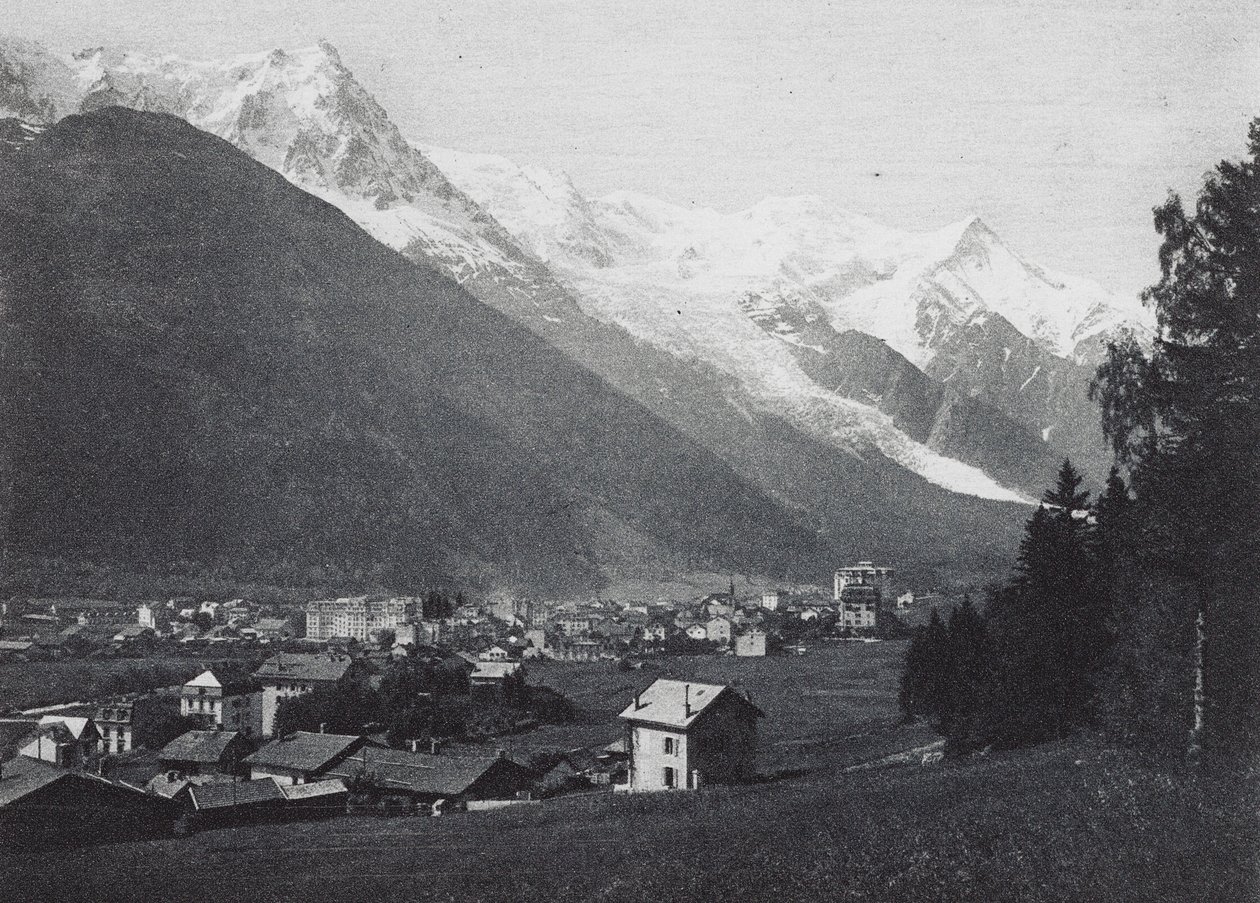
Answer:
[
  {"left": 3, "top": 740, "right": 1250, "bottom": 903},
  {"left": 0, "top": 107, "right": 835, "bottom": 595}
]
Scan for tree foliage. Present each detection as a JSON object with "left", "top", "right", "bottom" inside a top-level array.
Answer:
[{"left": 1091, "top": 119, "right": 1260, "bottom": 760}]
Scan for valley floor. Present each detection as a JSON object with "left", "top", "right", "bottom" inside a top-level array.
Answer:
[{"left": 3, "top": 739, "right": 1253, "bottom": 903}]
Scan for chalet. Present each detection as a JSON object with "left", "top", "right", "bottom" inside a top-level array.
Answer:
[
  {"left": 469, "top": 660, "right": 522, "bottom": 690},
  {"left": 111, "top": 625, "right": 156, "bottom": 651},
  {"left": 326, "top": 747, "right": 535, "bottom": 809},
  {"left": 158, "top": 730, "right": 250, "bottom": 777},
  {"left": 641, "top": 623, "right": 668, "bottom": 643},
  {"left": 180, "top": 669, "right": 264, "bottom": 738},
  {"left": 183, "top": 776, "right": 287, "bottom": 828},
  {"left": 253, "top": 653, "right": 356, "bottom": 737},
  {"left": 243, "top": 731, "right": 369, "bottom": 785},
  {"left": 0, "top": 757, "right": 177, "bottom": 847},
  {"left": 19, "top": 716, "right": 101, "bottom": 768},
  {"left": 244, "top": 617, "right": 293, "bottom": 642},
  {"left": 478, "top": 645, "right": 511, "bottom": 662},
  {"left": 620, "top": 679, "right": 762, "bottom": 792},
  {"left": 734, "top": 629, "right": 768, "bottom": 657}
]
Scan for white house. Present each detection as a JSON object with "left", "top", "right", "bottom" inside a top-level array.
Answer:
[
  {"left": 179, "top": 670, "right": 263, "bottom": 739},
  {"left": 704, "top": 617, "right": 732, "bottom": 646},
  {"left": 760, "top": 591, "right": 783, "bottom": 611},
  {"left": 734, "top": 629, "right": 767, "bottom": 657},
  {"left": 619, "top": 679, "right": 762, "bottom": 792}
]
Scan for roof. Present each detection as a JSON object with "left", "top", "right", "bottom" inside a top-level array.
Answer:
[
  {"left": 0, "top": 757, "right": 80, "bottom": 807},
  {"left": 0, "top": 640, "right": 35, "bottom": 652},
  {"left": 243, "top": 732, "right": 363, "bottom": 774},
  {"left": 189, "top": 777, "right": 286, "bottom": 810},
  {"left": 0, "top": 757, "right": 159, "bottom": 810},
  {"left": 159, "top": 730, "right": 242, "bottom": 764},
  {"left": 326, "top": 748, "right": 521, "bottom": 797},
  {"left": 470, "top": 661, "right": 522, "bottom": 681},
  {"left": 252, "top": 618, "right": 289, "bottom": 632},
  {"left": 38, "top": 715, "right": 94, "bottom": 740},
  {"left": 280, "top": 778, "right": 347, "bottom": 800},
  {"left": 184, "top": 670, "right": 222, "bottom": 689},
  {"left": 254, "top": 653, "right": 354, "bottom": 684},
  {"left": 618, "top": 679, "right": 763, "bottom": 729}
]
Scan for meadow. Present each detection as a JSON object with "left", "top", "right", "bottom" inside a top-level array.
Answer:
[
  {"left": 5, "top": 738, "right": 1251, "bottom": 903},
  {"left": 512, "top": 640, "right": 931, "bottom": 772}
]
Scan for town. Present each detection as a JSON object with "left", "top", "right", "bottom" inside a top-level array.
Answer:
[{"left": 0, "top": 562, "right": 940, "bottom": 844}]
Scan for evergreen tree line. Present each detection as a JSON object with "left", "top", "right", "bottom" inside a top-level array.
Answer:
[{"left": 901, "top": 118, "right": 1260, "bottom": 763}]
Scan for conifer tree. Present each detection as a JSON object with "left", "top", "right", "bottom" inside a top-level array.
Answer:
[
  {"left": 1092, "top": 119, "right": 1260, "bottom": 760},
  {"left": 940, "top": 596, "right": 988, "bottom": 751}
]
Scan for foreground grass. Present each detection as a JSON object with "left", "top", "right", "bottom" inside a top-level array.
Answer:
[{"left": 4, "top": 740, "right": 1254, "bottom": 903}]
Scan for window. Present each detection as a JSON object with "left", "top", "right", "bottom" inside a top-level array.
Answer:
[
  {"left": 663, "top": 736, "right": 674, "bottom": 755},
  {"left": 663, "top": 766, "right": 676, "bottom": 788}
]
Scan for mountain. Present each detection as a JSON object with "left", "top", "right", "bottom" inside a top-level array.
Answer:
[
  {"left": 0, "top": 38, "right": 1066, "bottom": 587},
  {"left": 420, "top": 150, "right": 1153, "bottom": 486},
  {"left": 0, "top": 107, "right": 839, "bottom": 595}
]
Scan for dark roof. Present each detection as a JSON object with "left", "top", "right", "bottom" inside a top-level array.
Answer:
[
  {"left": 253, "top": 653, "right": 354, "bottom": 684},
  {"left": 159, "top": 730, "right": 242, "bottom": 764},
  {"left": 0, "top": 721, "right": 38, "bottom": 760},
  {"left": 326, "top": 748, "right": 524, "bottom": 797},
  {"left": 243, "top": 732, "right": 363, "bottom": 773},
  {"left": 189, "top": 778, "right": 285, "bottom": 810},
  {"left": 0, "top": 757, "right": 78, "bottom": 807}
]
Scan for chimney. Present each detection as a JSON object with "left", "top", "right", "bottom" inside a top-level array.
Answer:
[
  {"left": 430, "top": 737, "right": 441, "bottom": 755},
  {"left": 409, "top": 739, "right": 421, "bottom": 754},
  {"left": 684, "top": 684, "right": 692, "bottom": 718},
  {"left": 496, "top": 748, "right": 506, "bottom": 759},
  {"left": 634, "top": 690, "right": 645, "bottom": 711},
  {"left": 319, "top": 723, "right": 327, "bottom": 734}
]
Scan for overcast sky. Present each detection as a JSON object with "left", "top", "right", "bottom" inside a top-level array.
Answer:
[{"left": 9, "top": 0, "right": 1257, "bottom": 296}]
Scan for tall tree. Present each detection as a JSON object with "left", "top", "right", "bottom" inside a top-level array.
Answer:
[
  {"left": 981, "top": 460, "right": 1100, "bottom": 748},
  {"left": 940, "top": 596, "right": 989, "bottom": 752},
  {"left": 1092, "top": 119, "right": 1260, "bottom": 760}
]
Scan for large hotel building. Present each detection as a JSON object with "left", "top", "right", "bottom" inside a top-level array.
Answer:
[{"left": 304, "top": 596, "right": 416, "bottom": 641}]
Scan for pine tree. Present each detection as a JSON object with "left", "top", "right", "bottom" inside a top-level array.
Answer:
[
  {"left": 981, "top": 460, "right": 1100, "bottom": 747},
  {"left": 940, "top": 596, "right": 988, "bottom": 751},
  {"left": 898, "top": 609, "right": 951, "bottom": 721},
  {"left": 1091, "top": 119, "right": 1260, "bottom": 761}
]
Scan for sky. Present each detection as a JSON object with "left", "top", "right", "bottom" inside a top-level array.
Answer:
[{"left": 7, "top": 0, "right": 1257, "bottom": 297}]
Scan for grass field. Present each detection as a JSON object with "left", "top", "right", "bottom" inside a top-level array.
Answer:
[
  {"left": 511, "top": 641, "right": 927, "bottom": 772},
  {"left": 0, "top": 658, "right": 208, "bottom": 711},
  {"left": 5, "top": 739, "right": 1253, "bottom": 903}
]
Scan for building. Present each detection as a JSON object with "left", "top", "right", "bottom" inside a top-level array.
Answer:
[
  {"left": 620, "top": 679, "right": 762, "bottom": 792},
  {"left": 253, "top": 653, "right": 356, "bottom": 737},
  {"left": 180, "top": 670, "right": 264, "bottom": 739},
  {"left": 326, "top": 747, "right": 535, "bottom": 808},
  {"left": 478, "top": 645, "right": 511, "bottom": 662},
  {"left": 0, "top": 756, "right": 177, "bottom": 848},
  {"left": 833, "top": 561, "right": 896, "bottom": 602},
  {"left": 136, "top": 601, "right": 172, "bottom": 633},
  {"left": 704, "top": 616, "right": 732, "bottom": 646},
  {"left": 19, "top": 716, "right": 101, "bottom": 768},
  {"left": 734, "top": 629, "right": 767, "bottom": 657},
  {"left": 95, "top": 693, "right": 180, "bottom": 755},
  {"left": 839, "top": 585, "right": 879, "bottom": 631},
  {"left": 304, "top": 596, "right": 416, "bottom": 642},
  {"left": 243, "top": 731, "right": 369, "bottom": 785},
  {"left": 469, "top": 661, "right": 522, "bottom": 690},
  {"left": 760, "top": 591, "right": 783, "bottom": 611},
  {"left": 158, "top": 730, "right": 250, "bottom": 777}
]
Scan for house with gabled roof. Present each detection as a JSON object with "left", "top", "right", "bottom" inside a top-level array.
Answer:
[
  {"left": 158, "top": 730, "right": 250, "bottom": 777},
  {"left": 19, "top": 716, "right": 101, "bottom": 768},
  {"left": 0, "top": 756, "right": 177, "bottom": 847},
  {"left": 243, "top": 731, "right": 370, "bottom": 785},
  {"left": 619, "top": 679, "right": 762, "bottom": 792},
  {"left": 325, "top": 746, "right": 534, "bottom": 808}
]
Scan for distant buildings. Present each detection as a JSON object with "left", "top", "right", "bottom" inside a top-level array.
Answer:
[
  {"left": 835, "top": 561, "right": 896, "bottom": 631},
  {"left": 304, "top": 597, "right": 416, "bottom": 642},
  {"left": 760, "top": 591, "right": 783, "bottom": 611},
  {"left": 620, "top": 679, "right": 762, "bottom": 792}
]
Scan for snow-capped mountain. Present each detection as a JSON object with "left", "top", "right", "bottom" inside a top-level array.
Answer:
[
  {"left": 422, "top": 145, "right": 1153, "bottom": 480},
  {"left": 0, "top": 36, "right": 1148, "bottom": 513}
]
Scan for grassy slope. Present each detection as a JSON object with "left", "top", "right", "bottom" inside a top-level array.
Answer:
[{"left": 4, "top": 740, "right": 1253, "bottom": 903}]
